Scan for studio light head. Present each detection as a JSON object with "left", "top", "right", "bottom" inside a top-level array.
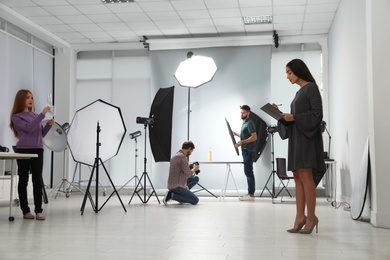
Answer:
[
  {"left": 266, "top": 125, "right": 278, "bottom": 134},
  {"left": 321, "top": 121, "right": 327, "bottom": 133},
  {"left": 136, "top": 117, "right": 154, "bottom": 125},
  {"left": 129, "top": 130, "right": 142, "bottom": 139}
]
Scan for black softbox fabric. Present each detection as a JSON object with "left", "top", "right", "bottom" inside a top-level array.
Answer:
[
  {"left": 249, "top": 111, "right": 268, "bottom": 162},
  {"left": 149, "top": 86, "right": 175, "bottom": 162}
]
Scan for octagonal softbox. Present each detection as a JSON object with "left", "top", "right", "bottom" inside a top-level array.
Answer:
[
  {"left": 67, "top": 99, "right": 127, "bottom": 166},
  {"left": 174, "top": 53, "right": 218, "bottom": 88}
]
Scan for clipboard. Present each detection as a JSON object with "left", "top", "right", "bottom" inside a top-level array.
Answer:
[{"left": 260, "top": 103, "right": 283, "bottom": 120}]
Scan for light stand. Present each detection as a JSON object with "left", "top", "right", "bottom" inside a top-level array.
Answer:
[
  {"left": 48, "top": 123, "right": 84, "bottom": 198},
  {"left": 68, "top": 162, "right": 107, "bottom": 197},
  {"left": 129, "top": 123, "right": 160, "bottom": 204},
  {"left": 174, "top": 51, "right": 218, "bottom": 197},
  {"left": 80, "top": 122, "right": 127, "bottom": 214},
  {"left": 259, "top": 127, "right": 277, "bottom": 203},
  {"left": 117, "top": 131, "right": 143, "bottom": 193},
  {"left": 49, "top": 147, "right": 84, "bottom": 198},
  {"left": 322, "top": 121, "right": 332, "bottom": 159}
]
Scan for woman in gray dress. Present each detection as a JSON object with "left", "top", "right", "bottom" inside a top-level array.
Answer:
[{"left": 274, "top": 59, "right": 325, "bottom": 234}]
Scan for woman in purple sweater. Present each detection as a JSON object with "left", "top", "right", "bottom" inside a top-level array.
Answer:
[{"left": 10, "top": 89, "right": 54, "bottom": 220}]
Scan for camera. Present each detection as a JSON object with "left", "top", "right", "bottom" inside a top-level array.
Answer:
[
  {"left": 266, "top": 125, "right": 278, "bottom": 134},
  {"left": 0, "top": 145, "right": 9, "bottom": 152},
  {"left": 136, "top": 117, "right": 154, "bottom": 125},
  {"left": 190, "top": 161, "right": 201, "bottom": 175}
]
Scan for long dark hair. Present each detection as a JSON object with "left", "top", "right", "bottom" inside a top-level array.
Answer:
[
  {"left": 286, "top": 59, "right": 316, "bottom": 84},
  {"left": 9, "top": 89, "right": 34, "bottom": 137}
]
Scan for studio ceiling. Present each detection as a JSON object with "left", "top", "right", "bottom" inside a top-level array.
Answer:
[{"left": 0, "top": 0, "right": 340, "bottom": 49}]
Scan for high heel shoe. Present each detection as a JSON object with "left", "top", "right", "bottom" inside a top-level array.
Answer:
[
  {"left": 287, "top": 216, "right": 307, "bottom": 233},
  {"left": 299, "top": 216, "right": 319, "bottom": 234}
]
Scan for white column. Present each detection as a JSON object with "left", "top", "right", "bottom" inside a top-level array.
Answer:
[{"left": 366, "top": 0, "right": 390, "bottom": 228}]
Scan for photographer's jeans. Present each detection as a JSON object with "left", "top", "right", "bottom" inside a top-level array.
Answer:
[
  {"left": 187, "top": 175, "right": 199, "bottom": 190},
  {"left": 170, "top": 176, "right": 199, "bottom": 205},
  {"left": 242, "top": 149, "right": 255, "bottom": 195}
]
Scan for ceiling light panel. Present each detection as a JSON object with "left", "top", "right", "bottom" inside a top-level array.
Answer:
[
  {"left": 101, "top": 0, "right": 135, "bottom": 3},
  {"left": 243, "top": 15, "right": 273, "bottom": 25}
]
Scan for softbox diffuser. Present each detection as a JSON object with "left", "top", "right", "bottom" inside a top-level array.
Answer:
[
  {"left": 149, "top": 86, "right": 175, "bottom": 162},
  {"left": 249, "top": 111, "right": 268, "bottom": 162},
  {"left": 67, "top": 99, "right": 127, "bottom": 166}
]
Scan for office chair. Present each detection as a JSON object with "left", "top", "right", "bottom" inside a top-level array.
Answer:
[{"left": 275, "top": 158, "right": 294, "bottom": 200}]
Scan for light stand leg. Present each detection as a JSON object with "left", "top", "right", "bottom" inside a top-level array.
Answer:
[
  {"left": 97, "top": 159, "right": 127, "bottom": 212},
  {"left": 67, "top": 162, "right": 86, "bottom": 196},
  {"left": 192, "top": 183, "right": 217, "bottom": 198},
  {"left": 259, "top": 132, "right": 276, "bottom": 203},
  {"left": 117, "top": 137, "right": 143, "bottom": 193},
  {"left": 48, "top": 149, "right": 84, "bottom": 198},
  {"left": 128, "top": 124, "right": 160, "bottom": 204},
  {"left": 80, "top": 122, "right": 127, "bottom": 214}
]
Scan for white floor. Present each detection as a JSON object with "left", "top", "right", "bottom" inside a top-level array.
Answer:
[{"left": 0, "top": 190, "right": 389, "bottom": 260}]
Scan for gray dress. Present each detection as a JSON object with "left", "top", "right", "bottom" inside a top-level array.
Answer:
[{"left": 278, "top": 82, "right": 326, "bottom": 186}]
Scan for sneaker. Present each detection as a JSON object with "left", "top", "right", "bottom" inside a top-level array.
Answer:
[
  {"left": 163, "top": 191, "right": 172, "bottom": 205},
  {"left": 239, "top": 194, "right": 255, "bottom": 201},
  {"left": 23, "top": 212, "right": 35, "bottom": 219},
  {"left": 36, "top": 213, "right": 45, "bottom": 220}
]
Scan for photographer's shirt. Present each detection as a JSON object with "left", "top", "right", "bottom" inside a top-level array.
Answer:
[
  {"left": 168, "top": 150, "right": 194, "bottom": 190},
  {"left": 240, "top": 118, "right": 257, "bottom": 152}
]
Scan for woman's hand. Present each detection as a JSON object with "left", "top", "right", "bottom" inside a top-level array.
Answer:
[
  {"left": 271, "top": 103, "right": 279, "bottom": 109},
  {"left": 41, "top": 106, "right": 51, "bottom": 115},
  {"left": 48, "top": 119, "right": 55, "bottom": 125},
  {"left": 281, "top": 113, "right": 294, "bottom": 121}
]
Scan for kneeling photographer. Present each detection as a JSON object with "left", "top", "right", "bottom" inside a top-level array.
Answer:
[{"left": 163, "top": 141, "right": 200, "bottom": 205}]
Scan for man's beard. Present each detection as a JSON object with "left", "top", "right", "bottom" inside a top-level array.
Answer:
[{"left": 241, "top": 115, "right": 248, "bottom": 120}]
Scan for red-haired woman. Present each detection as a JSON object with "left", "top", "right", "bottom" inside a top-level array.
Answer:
[{"left": 10, "top": 89, "right": 54, "bottom": 220}]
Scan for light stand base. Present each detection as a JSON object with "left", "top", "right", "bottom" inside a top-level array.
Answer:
[
  {"left": 128, "top": 171, "right": 160, "bottom": 204},
  {"left": 80, "top": 158, "right": 127, "bottom": 214},
  {"left": 193, "top": 183, "right": 218, "bottom": 198},
  {"left": 259, "top": 170, "right": 276, "bottom": 203},
  {"left": 117, "top": 175, "right": 143, "bottom": 193},
  {"left": 48, "top": 179, "right": 84, "bottom": 198}
]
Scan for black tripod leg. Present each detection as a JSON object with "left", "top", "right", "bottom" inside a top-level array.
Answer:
[
  {"left": 195, "top": 183, "right": 218, "bottom": 198},
  {"left": 144, "top": 172, "right": 160, "bottom": 204},
  {"left": 41, "top": 178, "right": 48, "bottom": 204},
  {"left": 80, "top": 164, "right": 96, "bottom": 214},
  {"left": 98, "top": 160, "right": 127, "bottom": 212},
  {"left": 128, "top": 173, "right": 144, "bottom": 204},
  {"left": 259, "top": 172, "right": 273, "bottom": 197}
]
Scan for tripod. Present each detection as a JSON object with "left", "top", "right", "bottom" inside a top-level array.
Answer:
[
  {"left": 192, "top": 183, "right": 218, "bottom": 198},
  {"left": 129, "top": 124, "right": 160, "bottom": 204},
  {"left": 48, "top": 148, "right": 83, "bottom": 198},
  {"left": 259, "top": 130, "right": 276, "bottom": 203},
  {"left": 80, "top": 122, "right": 127, "bottom": 214},
  {"left": 117, "top": 135, "right": 143, "bottom": 193}
]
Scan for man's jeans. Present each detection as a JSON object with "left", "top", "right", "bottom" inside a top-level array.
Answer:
[
  {"left": 242, "top": 149, "right": 255, "bottom": 194},
  {"left": 170, "top": 175, "right": 199, "bottom": 205}
]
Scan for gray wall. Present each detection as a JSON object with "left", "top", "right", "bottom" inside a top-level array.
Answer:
[{"left": 150, "top": 46, "right": 273, "bottom": 193}]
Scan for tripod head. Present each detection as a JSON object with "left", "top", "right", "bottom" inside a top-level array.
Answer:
[{"left": 266, "top": 125, "right": 278, "bottom": 135}]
